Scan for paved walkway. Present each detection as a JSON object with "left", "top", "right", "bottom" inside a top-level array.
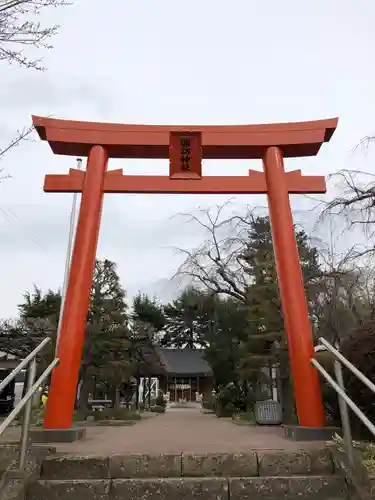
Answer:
[
  {"left": 0, "top": 408, "right": 325, "bottom": 456},
  {"left": 52, "top": 408, "right": 324, "bottom": 456}
]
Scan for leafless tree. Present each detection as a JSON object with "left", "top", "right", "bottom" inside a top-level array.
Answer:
[
  {"left": 319, "top": 169, "right": 375, "bottom": 262},
  {"left": 312, "top": 252, "right": 372, "bottom": 342},
  {"left": 0, "top": 1, "right": 70, "bottom": 167},
  {"left": 172, "top": 203, "right": 263, "bottom": 303},
  {"left": 0, "top": 123, "right": 34, "bottom": 168},
  {"left": 172, "top": 202, "right": 341, "bottom": 304},
  {"left": 0, "top": 0, "right": 70, "bottom": 70},
  {"left": 0, "top": 124, "right": 35, "bottom": 182},
  {"left": 310, "top": 214, "right": 375, "bottom": 344},
  {"left": 323, "top": 170, "right": 375, "bottom": 227}
]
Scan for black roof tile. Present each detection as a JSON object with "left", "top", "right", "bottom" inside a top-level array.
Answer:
[{"left": 157, "top": 348, "right": 213, "bottom": 376}]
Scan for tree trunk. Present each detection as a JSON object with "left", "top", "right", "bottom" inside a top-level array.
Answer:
[
  {"left": 279, "top": 357, "right": 297, "bottom": 424},
  {"left": 78, "top": 370, "right": 92, "bottom": 412},
  {"left": 148, "top": 378, "right": 152, "bottom": 408},
  {"left": 115, "top": 387, "right": 121, "bottom": 408},
  {"left": 242, "top": 379, "right": 248, "bottom": 411},
  {"left": 135, "top": 375, "right": 140, "bottom": 410},
  {"left": 108, "top": 385, "right": 117, "bottom": 408},
  {"left": 142, "top": 378, "right": 146, "bottom": 408}
]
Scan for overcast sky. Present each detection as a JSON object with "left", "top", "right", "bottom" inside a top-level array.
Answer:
[{"left": 0, "top": 0, "right": 375, "bottom": 318}]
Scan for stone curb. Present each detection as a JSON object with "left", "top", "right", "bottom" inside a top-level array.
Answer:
[
  {"left": 329, "top": 444, "right": 374, "bottom": 500},
  {"left": 229, "top": 475, "right": 346, "bottom": 500},
  {"left": 0, "top": 444, "right": 56, "bottom": 500},
  {"left": 257, "top": 449, "right": 334, "bottom": 476},
  {"left": 28, "top": 479, "right": 110, "bottom": 500},
  {"left": 27, "top": 476, "right": 346, "bottom": 500},
  {"left": 41, "top": 456, "right": 111, "bottom": 480},
  {"left": 39, "top": 450, "right": 335, "bottom": 480},
  {"left": 182, "top": 452, "right": 258, "bottom": 477},
  {"left": 110, "top": 454, "right": 182, "bottom": 479}
]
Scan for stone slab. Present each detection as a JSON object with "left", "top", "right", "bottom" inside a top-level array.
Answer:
[
  {"left": 30, "top": 427, "right": 86, "bottom": 443},
  {"left": 284, "top": 426, "right": 341, "bottom": 441},
  {"left": 257, "top": 449, "right": 334, "bottom": 476},
  {"left": 110, "top": 453, "right": 182, "bottom": 478},
  {"left": 0, "top": 444, "right": 56, "bottom": 500},
  {"left": 0, "top": 445, "right": 19, "bottom": 473},
  {"left": 111, "top": 477, "right": 229, "bottom": 500},
  {"left": 229, "top": 476, "right": 347, "bottom": 500},
  {"left": 0, "top": 478, "right": 25, "bottom": 500},
  {"left": 97, "top": 420, "right": 135, "bottom": 426},
  {"left": 182, "top": 452, "right": 258, "bottom": 477},
  {"left": 41, "top": 456, "right": 110, "bottom": 480},
  {"left": 27, "top": 479, "right": 110, "bottom": 500},
  {"left": 330, "top": 445, "right": 374, "bottom": 500}
]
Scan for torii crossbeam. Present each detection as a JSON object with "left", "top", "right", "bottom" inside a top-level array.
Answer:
[{"left": 33, "top": 115, "right": 338, "bottom": 432}]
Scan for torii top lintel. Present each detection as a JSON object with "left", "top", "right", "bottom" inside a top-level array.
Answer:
[
  {"left": 32, "top": 116, "right": 337, "bottom": 159},
  {"left": 34, "top": 116, "right": 338, "bottom": 195}
]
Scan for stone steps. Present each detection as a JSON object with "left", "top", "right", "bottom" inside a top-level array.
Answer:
[
  {"left": 26, "top": 450, "right": 349, "bottom": 500},
  {"left": 28, "top": 476, "right": 347, "bottom": 500},
  {"left": 38, "top": 450, "right": 335, "bottom": 479}
]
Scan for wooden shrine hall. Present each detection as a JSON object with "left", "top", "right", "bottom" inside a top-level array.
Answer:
[{"left": 138, "top": 348, "right": 214, "bottom": 404}]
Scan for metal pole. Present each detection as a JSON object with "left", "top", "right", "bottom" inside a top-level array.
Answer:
[
  {"left": 0, "top": 338, "right": 50, "bottom": 394},
  {"left": 55, "top": 158, "right": 82, "bottom": 353},
  {"left": 311, "top": 358, "right": 375, "bottom": 435},
  {"left": 0, "top": 360, "right": 60, "bottom": 437},
  {"left": 333, "top": 341, "right": 354, "bottom": 467},
  {"left": 18, "top": 358, "right": 37, "bottom": 470},
  {"left": 319, "top": 337, "right": 375, "bottom": 394}
]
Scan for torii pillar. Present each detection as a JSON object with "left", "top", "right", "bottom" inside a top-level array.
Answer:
[{"left": 32, "top": 116, "right": 338, "bottom": 432}]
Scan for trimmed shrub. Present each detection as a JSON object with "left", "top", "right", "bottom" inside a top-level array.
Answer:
[
  {"left": 93, "top": 408, "right": 141, "bottom": 421},
  {"left": 150, "top": 405, "right": 166, "bottom": 413},
  {"left": 155, "top": 390, "right": 166, "bottom": 408},
  {"left": 216, "top": 403, "right": 236, "bottom": 418},
  {"left": 232, "top": 410, "right": 256, "bottom": 425},
  {"left": 216, "top": 383, "right": 247, "bottom": 413},
  {"left": 202, "top": 394, "right": 217, "bottom": 412},
  {"left": 202, "top": 400, "right": 214, "bottom": 411}
]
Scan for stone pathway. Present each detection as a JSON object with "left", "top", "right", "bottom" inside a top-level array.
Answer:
[
  {"left": 0, "top": 408, "right": 326, "bottom": 456},
  {"left": 53, "top": 408, "right": 324, "bottom": 456}
]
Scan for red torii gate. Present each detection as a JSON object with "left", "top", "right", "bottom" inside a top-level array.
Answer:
[{"left": 33, "top": 115, "right": 338, "bottom": 431}]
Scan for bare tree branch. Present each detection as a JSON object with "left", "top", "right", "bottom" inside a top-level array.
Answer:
[
  {"left": 0, "top": 0, "right": 71, "bottom": 70},
  {"left": 350, "top": 135, "right": 375, "bottom": 154},
  {"left": 0, "top": 124, "right": 35, "bottom": 180},
  {"left": 171, "top": 204, "right": 268, "bottom": 304},
  {"left": 0, "top": 123, "right": 34, "bottom": 158},
  {"left": 321, "top": 169, "right": 375, "bottom": 235}
]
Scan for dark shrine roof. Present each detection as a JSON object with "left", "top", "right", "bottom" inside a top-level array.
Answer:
[{"left": 157, "top": 348, "right": 213, "bottom": 377}]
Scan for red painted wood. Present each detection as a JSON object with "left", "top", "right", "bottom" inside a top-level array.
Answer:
[
  {"left": 33, "top": 116, "right": 337, "bottom": 159},
  {"left": 43, "top": 146, "right": 108, "bottom": 430},
  {"left": 34, "top": 114, "right": 338, "bottom": 430},
  {"left": 264, "top": 146, "right": 325, "bottom": 427},
  {"left": 44, "top": 170, "right": 326, "bottom": 194}
]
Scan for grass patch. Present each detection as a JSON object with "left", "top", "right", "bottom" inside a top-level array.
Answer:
[
  {"left": 91, "top": 408, "right": 141, "bottom": 421},
  {"left": 23, "top": 406, "right": 142, "bottom": 427},
  {"left": 328, "top": 433, "right": 375, "bottom": 477},
  {"left": 360, "top": 442, "right": 375, "bottom": 477},
  {"left": 73, "top": 407, "right": 142, "bottom": 424},
  {"left": 232, "top": 410, "right": 256, "bottom": 425}
]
